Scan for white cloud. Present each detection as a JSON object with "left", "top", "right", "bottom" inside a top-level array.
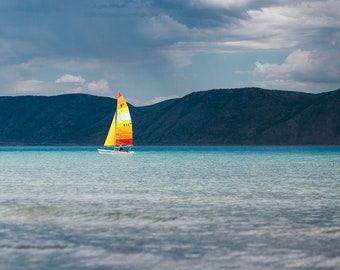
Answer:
[
  {"left": 53, "top": 78, "right": 111, "bottom": 96},
  {"left": 13, "top": 80, "right": 47, "bottom": 94},
  {"left": 231, "top": 1, "right": 340, "bottom": 51},
  {"left": 146, "top": 95, "right": 180, "bottom": 105},
  {"left": 188, "top": 0, "right": 251, "bottom": 9},
  {"left": 182, "top": 1, "right": 339, "bottom": 53},
  {"left": 254, "top": 49, "right": 340, "bottom": 89},
  {"left": 56, "top": 74, "right": 86, "bottom": 84},
  {"left": 143, "top": 1, "right": 340, "bottom": 69},
  {"left": 142, "top": 14, "right": 192, "bottom": 40},
  {"left": 128, "top": 95, "right": 180, "bottom": 106},
  {"left": 86, "top": 80, "right": 110, "bottom": 96},
  {"left": 12, "top": 79, "right": 88, "bottom": 96}
]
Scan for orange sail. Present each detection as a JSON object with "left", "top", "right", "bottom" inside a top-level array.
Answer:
[{"left": 104, "top": 92, "right": 133, "bottom": 147}]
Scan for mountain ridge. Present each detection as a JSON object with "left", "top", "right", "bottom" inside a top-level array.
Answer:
[{"left": 0, "top": 88, "right": 339, "bottom": 145}]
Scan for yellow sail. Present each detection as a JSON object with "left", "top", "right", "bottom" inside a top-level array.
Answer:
[
  {"left": 104, "top": 113, "right": 116, "bottom": 146},
  {"left": 115, "top": 92, "right": 133, "bottom": 146},
  {"left": 103, "top": 92, "right": 133, "bottom": 147}
]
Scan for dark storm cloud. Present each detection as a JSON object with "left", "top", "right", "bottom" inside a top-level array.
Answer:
[
  {"left": 0, "top": 0, "right": 149, "bottom": 61},
  {"left": 0, "top": 0, "right": 277, "bottom": 61},
  {"left": 2, "top": 0, "right": 337, "bottom": 61}
]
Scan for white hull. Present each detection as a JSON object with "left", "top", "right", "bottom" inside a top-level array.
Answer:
[{"left": 97, "top": 148, "right": 134, "bottom": 155}]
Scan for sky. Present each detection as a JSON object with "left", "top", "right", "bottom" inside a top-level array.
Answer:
[{"left": 0, "top": 0, "right": 339, "bottom": 105}]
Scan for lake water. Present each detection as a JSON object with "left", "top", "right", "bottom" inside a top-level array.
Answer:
[{"left": 0, "top": 146, "right": 339, "bottom": 269}]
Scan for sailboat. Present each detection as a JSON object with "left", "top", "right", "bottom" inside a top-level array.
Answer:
[{"left": 98, "top": 92, "right": 134, "bottom": 154}]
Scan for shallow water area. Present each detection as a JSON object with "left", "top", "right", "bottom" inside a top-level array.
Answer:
[{"left": 0, "top": 146, "right": 339, "bottom": 269}]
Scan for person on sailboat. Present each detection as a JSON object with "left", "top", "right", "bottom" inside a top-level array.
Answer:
[{"left": 119, "top": 145, "right": 129, "bottom": 152}]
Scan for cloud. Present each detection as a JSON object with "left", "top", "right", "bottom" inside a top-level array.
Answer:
[
  {"left": 142, "top": 14, "right": 192, "bottom": 40},
  {"left": 6, "top": 69, "right": 111, "bottom": 96},
  {"left": 0, "top": 0, "right": 339, "bottom": 101},
  {"left": 87, "top": 80, "right": 110, "bottom": 96},
  {"left": 142, "top": 0, "right": 340, "bottom": 68},
  {"left": 129, "top": 95, "right": 180, "bottom": 106},
  {"left": 13, "top": 80, "right": 46, "bottom": 94},
  {"left": 1, "top": 1, "right": 339, "bottom": 62},
  {"left": 254, "top": 49, "right": 340, "bottom": 89},
  {"left": 255, "top": 49, "right": 340, "bottom": 83},
  {"left": 56, "top": 74, "right": 86, "bottom": 84},
  {"left": 240, "top": 1, "right": 340, "bottom": 50},
  {"left": 188, "top": 0, "right": 252, "bottom": 10},
  {"left": 54, "top": 77, "right": 111, "bottom": 96}
]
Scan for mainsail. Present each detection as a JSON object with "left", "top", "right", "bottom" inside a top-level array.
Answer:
[{"left": 104, "top": 92, "right": 133, "bottom": 147}]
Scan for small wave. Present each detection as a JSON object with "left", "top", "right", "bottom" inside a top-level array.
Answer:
[
  {"left": 0, "top": 244, "right": 69, "bottom": 250},
  {"left": 3, "top": 205, "right": 180, "bottom": 224},
  {"left": 86, "top": 211, "right": 180, "bottom": 223},
  {"left": 323, "top": 228, "right": 340, "bottom": 234},
  {"left": 6, "top": 205, "right": 70, "bottom": 220}
]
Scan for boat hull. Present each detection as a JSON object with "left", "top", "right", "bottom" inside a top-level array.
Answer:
[{"left": 97, "top": 148, "right": 134, "bottom": 155}]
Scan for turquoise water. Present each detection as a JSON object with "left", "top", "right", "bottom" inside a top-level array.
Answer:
[{"left": 0, "top": 146, "right": 339, "bottom": 269}]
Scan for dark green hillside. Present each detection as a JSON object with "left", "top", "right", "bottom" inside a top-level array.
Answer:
[
  {"left": 258, "top": 89, "right": 340, "bottom": 144},
  {"left": 0, "top": 88, "right": 339, "bottom": 145},
  {"left": 0, "top": 94, "right": 116, "bottom": 145},
  {"left": 133, "top": 88, "right": 340, "bottom": 145}
]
